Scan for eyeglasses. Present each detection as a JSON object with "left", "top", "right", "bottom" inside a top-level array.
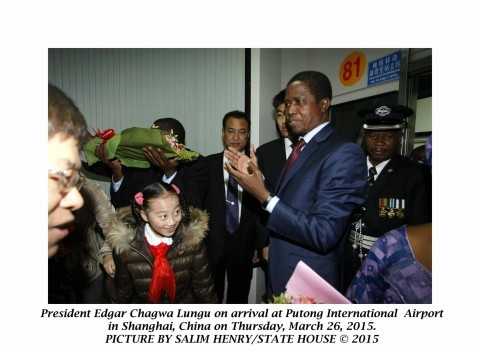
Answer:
[
  {"left": 48, "top": 166, "right": 85, "bottom": 193},
  {"left": 225, "top": 128, "right": 249, "bottom": 138}
]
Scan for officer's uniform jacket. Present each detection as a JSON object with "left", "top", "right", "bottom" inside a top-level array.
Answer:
[{"left": 361, "top": 154, "right": 431, "bottom": 239}]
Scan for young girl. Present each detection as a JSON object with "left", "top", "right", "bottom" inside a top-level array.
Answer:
[{"left": 109, "top": 182, "right": 217, "bottom": 303}]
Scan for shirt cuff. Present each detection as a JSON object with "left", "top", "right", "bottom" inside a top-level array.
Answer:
[
  {"left": 111, "top": 177, "right": 124, "bottom": 192},
  {"left": 265, "top": 196, "right": 280, "bottom": 213},
  {"left": 162, "top": 171, "right": 177, "bottom": 184}
]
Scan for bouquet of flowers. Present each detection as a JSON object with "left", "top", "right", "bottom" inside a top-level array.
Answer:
[
  {"left": 83, "top": 127, "right": 200, "bottom": 168},
  {"left": 271, "top": 293, "right": 318, "bottom": 304},
  {"left": 271, "top": 261, "right": 351, "bottom": 304}
]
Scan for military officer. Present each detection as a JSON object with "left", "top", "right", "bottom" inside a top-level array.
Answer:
[{"left": 346, "top": 105, "right": 432, "bottom": 285}]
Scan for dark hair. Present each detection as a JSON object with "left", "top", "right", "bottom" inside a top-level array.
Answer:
[
  {"left": 48, "top": 84, "right": 88, "bottom": 145},
  {"left": 287, "top": 71, "right": 332, "bottom": 103},
  {"left": 272, "top": 89, "right": 286, "bottom": 109},
  {"left": 132, "top": 182, "right": 190, "bottom": 227},
  {"left": 152, "top": 118, "right": 186, "bottom": 145},
  {"left": 222, "top": 110, "right": 250, "bottom": 130}
]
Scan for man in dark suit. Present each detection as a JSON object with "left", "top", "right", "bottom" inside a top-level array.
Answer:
[
  {"left": 347, "top": 105, "right": 431, "bottom": 279},
  {"left": 91, "top": 118, "right": 207, "bottom": 209},
  {"left": 256, "top": 89, "right": 294, "bottom": 193},
  {"left": 255, "top": 89, "right": 293, "bottom": 295},
  {"left": 204, "top": 111, "right": 267, "bottom": 303},
  {"left": 226, "top": 71, "right": 367, "bottom": 295}
]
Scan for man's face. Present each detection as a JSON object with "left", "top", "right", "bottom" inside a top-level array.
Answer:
[
  {"left": 364, "top": 130, "right": 401, "bottom": 165},
  {"left": 48, "top": 133, "right": 84, "bottom": 257},
  {"left": 285, "top": 81, "right": 329, "bottom": 136},
  {"left": 222, "top": 117, "right": 249, "bottom": 152},
  {"left": 275, "top": 103, "right": 289, "bottom": 138}
]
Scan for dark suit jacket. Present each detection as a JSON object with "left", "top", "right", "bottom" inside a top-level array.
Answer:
[
  {"left": 364, "top": 155, "right": 431, "bottom": 236},
  {"left": 256, "top": 138, "right": 287, "bottom": 193},
  {"left": 266, "top": 124, "right": 367, "bottom": 294},
  {"left": 204, "top": 152, "right": 267, "bottom": 270}
]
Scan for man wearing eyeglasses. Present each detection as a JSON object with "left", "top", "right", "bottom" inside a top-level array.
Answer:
[
  {"left": 204, "top": 111, "right": 267, "bottom": 303},
  {"left": 48, "top": 84, "right": 88, "bottom": 257}
]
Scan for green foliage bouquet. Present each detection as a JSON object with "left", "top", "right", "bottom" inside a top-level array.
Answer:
[
  {"left": 271, "top": 293, "right": 319, "bottom": 304},
  {"left": 83, "top": 127, "right": 200, "bottom": 168}
]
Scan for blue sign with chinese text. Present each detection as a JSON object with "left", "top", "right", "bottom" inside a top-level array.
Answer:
[{"left": 367, "top": 51, "right": 401, "bottom": 86}]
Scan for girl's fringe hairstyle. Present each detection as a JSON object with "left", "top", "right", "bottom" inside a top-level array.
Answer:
[{"left": 131, "top": 182, "right": 191, "bottom": 226}]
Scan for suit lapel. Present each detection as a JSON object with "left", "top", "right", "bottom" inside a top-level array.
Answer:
[
  {"left": 276, "top": 124, "right": 334, "bottom": 194},
  {"left": 270, "top": 139, "right": 287, "bottom": 192},
  {"left": 276, "top": 137, "right": 287, "bottom": 161},
  {"left": 372, "top": 156, "right": 398, "bottom": 191},
  {"left": 272, "top": 138, "right": 287, "bottom": 177},
  {"left": 218, "top": 151, "right": 249, "bottom": 224},
  {"left": 214, "top": 153, "right": 226, "bottom": 205}
]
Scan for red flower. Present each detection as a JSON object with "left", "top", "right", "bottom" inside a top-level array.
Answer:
[{"left": 96, "top": 128, "right": 116, "bottom": 143}]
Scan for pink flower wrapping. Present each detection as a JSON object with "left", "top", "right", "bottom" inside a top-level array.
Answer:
[{"left": 285, "top": 261, "right": 351, "bottom": 304}]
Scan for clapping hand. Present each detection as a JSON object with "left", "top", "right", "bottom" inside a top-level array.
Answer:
[
  {"left": 224, "top": 145, "right": 270, "bottom": 203},
  {"left": 224, "top": 145, "right": 259, "bottom": 175}
]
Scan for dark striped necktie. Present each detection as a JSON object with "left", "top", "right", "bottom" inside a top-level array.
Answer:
[
  {"left": 285, "top": 139, "right": 305, "bottom": 173},
  {"left": 368, "top": 166, "right": 377, "bottom": 186},
  {"left": 225, "top": 176, "right": 239, "bottom": 234}
]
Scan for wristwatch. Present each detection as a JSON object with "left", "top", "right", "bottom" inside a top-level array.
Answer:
[{"left": 261, "top": 193, "right": 273, "bottom": 210}]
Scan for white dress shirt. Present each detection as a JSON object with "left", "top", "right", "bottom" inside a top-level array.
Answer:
[
  {"left": 111, "top": 171, "right": 177, "bottom": 192},
  {"left": 284, "top": 137, "right": 293, "bottom": 159},
  {"left": 144, "top": 223, "right": 173, "bottom": 246},
  {"left": 367, "top": 157, "right": 390, "bottom": 181}
]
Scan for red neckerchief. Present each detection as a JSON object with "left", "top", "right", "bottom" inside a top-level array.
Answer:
[{"left": 147, "top": 242, "right": 176, "bottom": 303}]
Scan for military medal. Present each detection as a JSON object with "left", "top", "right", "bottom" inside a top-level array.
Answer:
[
  {"left": 379, "top": 197, "right": 406, "bottom": 219},
  {"left": 379, "top": 198, "right": 387, "bottom": 217}
]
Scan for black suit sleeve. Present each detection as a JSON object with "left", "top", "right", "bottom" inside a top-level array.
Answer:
[
  {"left": 255, "top": 219, "right": 270, "bottom": 249},
  {"left": 250, "top": 194, "right": 269, "bottom": 250},
  {"left": 407, "top": 166, "right": 431, "bottom": 225},
  {"left": 110, "top": 167, "right": 163, "bottom": 208},
  {"left": 81, "top": 161, "right": 113, "bottom": 178},
  {"left": 172, "top": 156, "right": 209, "bottom": 209}
]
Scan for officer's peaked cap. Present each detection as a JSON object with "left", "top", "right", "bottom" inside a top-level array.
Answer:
[{"left": 360, "top": 105, "right": 413, "bottom": 131}]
